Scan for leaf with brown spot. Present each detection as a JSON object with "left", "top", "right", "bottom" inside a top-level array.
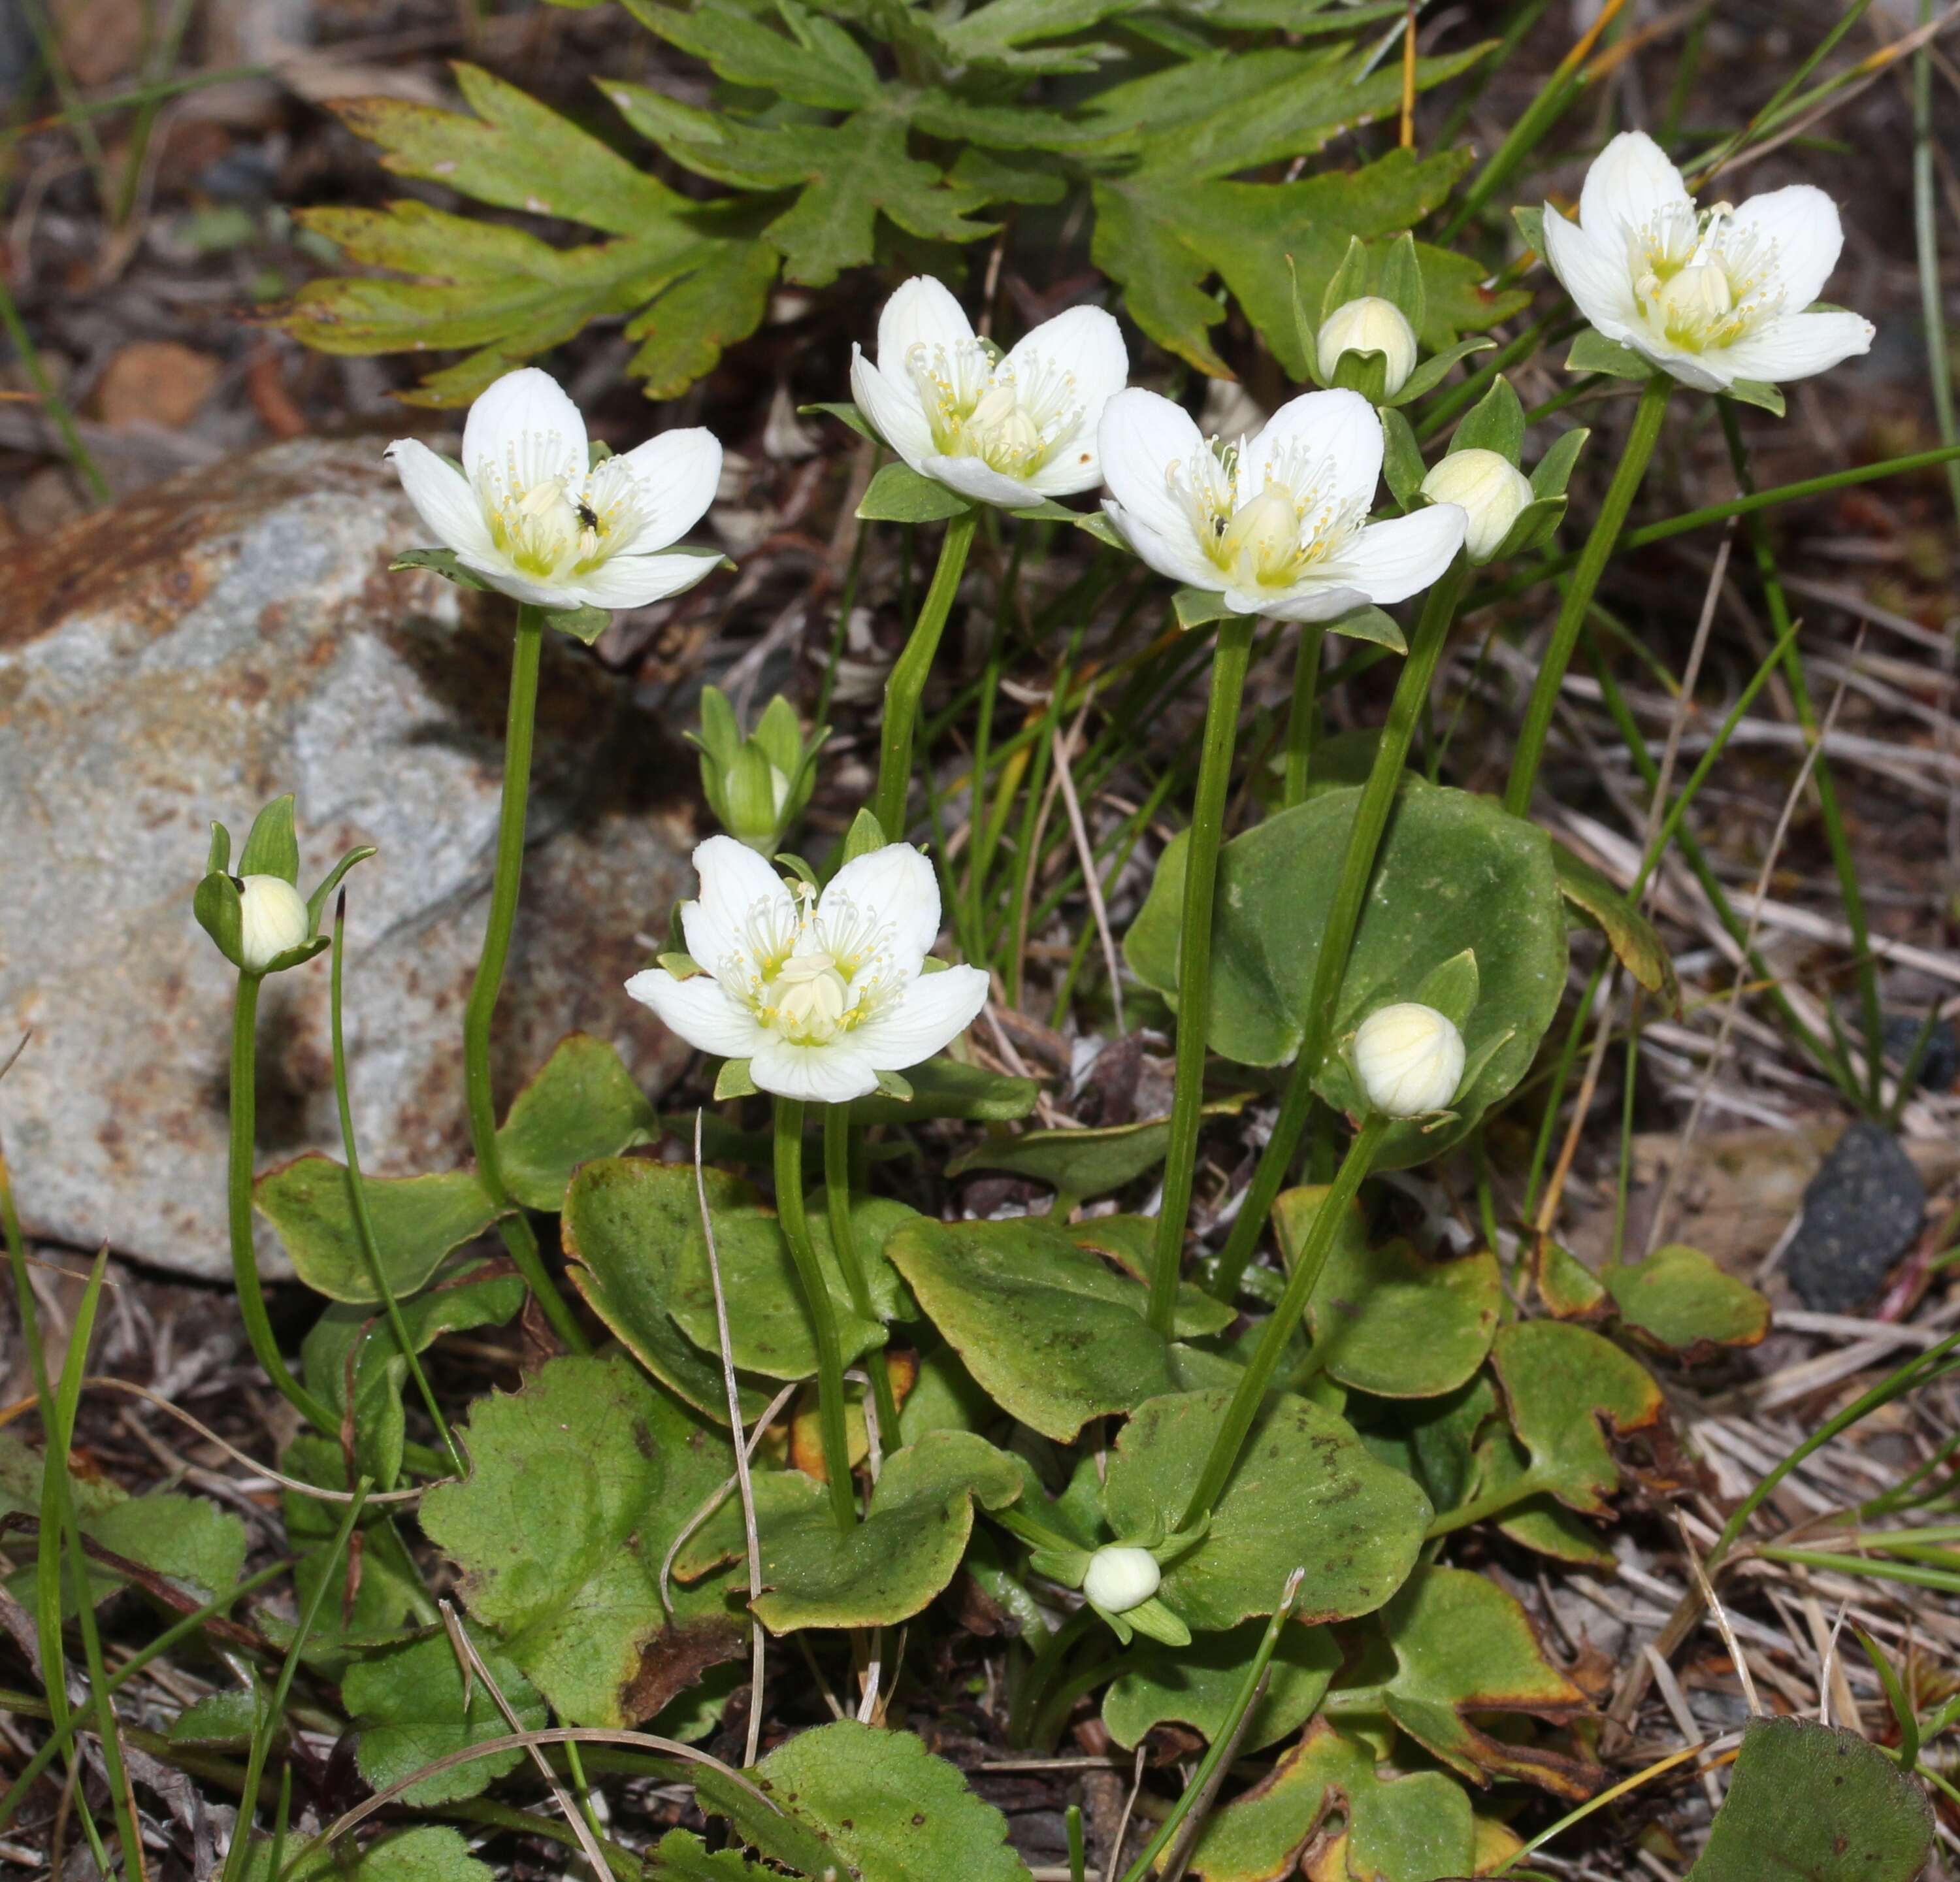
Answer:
[{"left": 1490, "top": 1321, "right": 1666, "bottom": 1516}]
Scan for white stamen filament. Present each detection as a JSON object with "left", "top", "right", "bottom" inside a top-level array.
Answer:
[
  {"left": 723, "top": 891, "right": 904, "bottom": 1049},
  {"left": 1171, "top": 435, "right": 1367, "bottom": 595},
  {"left": 1624, "top": 201, "right": 1782, "bottom": 355},
  {"left": 907, "top": 339, "right": 1086, "bottom": 477}
]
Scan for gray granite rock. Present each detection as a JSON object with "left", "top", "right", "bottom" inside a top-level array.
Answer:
[
  {"left": 0, "top": 436, "right": 696, "bottom": 1280},
  {"left": 1784, "top": 1119, "right": 1927, "bottom": 1313}
]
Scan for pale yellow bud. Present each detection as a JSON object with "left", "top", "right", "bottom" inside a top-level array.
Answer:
[
  {"left": 1420, "top": 449, "right": 1534, "bottom": 562},
  {"left": 1316, "top": 296, "right": 1418, "bottom": 395},
  {"left": 1083, "top": 1545, "right": 1160, "bottom": 1613},
  {"left": 1353, "top": 1002, "right": 1465, "bottom": 1118},
  {"left": 1657, "top": 263, "right": 1733, "bottom": 326},
  {"left": 237, "top": 875, "right": 310, "bottom": 972}
]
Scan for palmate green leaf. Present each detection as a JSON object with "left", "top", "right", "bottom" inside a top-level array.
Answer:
[
  {"left": 420, "top": 1353, "right": 744, "bottom": 1728},
  {"left": 1489, "top": 1321, "right": 1665, "bottom": 1515},
  {"left": 1685, "top": 1715, "right": 1933, "bottom": 1882},
  {"left": 675, "top": 1432, "right": 1022, "bottom": 1632},
  {"left": 1603, "top": 1244, "right": 1771, "bottom": 1353},
  {"left": 1188, "top": 1715, "right": 1474, "bottom": 1882},
  {"left": 1103, "top": 1618, "right": 1341, "bottom": 1753},
  {"left": 495, "top": 1032, "right": 658, "bottom": 1212},
  {"left": 1103, "top": 1390, "right": 1430, "bottom": 1632}
]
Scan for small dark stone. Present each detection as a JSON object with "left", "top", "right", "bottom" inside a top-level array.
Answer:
[
  {"left": 1882, "top": 1013, "right": 1960, "bottom": 1091},
  {"left": 1784, "top": 1120, "right": 1927, "bottom": 1312}
]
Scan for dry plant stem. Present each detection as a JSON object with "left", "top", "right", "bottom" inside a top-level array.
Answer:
[
  {"left": 1181, "top": 1115, "right": 1389, "bottom": 1530},
  {"left": 465, "top": 603, "right": 589, "bottom": 1353},
  {"left": 229, "top": 974, "right": 340, "bottom": 1438},
  {"left": 1148, "top": 612, "right": 1258, "bottom": 1335},
  {"left": 1209, "top": 555, "right": 1470, "bottom": 1301},
  {"left": 773, "top": 1097, "right": 856, "bottom": 1532},
  {"left": 1051, "top": 722, "right": 1127, "bottom": 1032},
  {"left": 873, "top": 508, "right": 977, "bottom": 838},
  {"left": 1504, "top": 373, "right": 1672, "bottom": 816},
  {"left": 822, "top": 1105, "right": 901, "bottom": 1444}
]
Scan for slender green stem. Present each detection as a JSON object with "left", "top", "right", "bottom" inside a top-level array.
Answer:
[
  {"left": 1007, "top": 1606, "right": 1096, "bottom": 1748},
  {"left": 1915, "top": 0, "right": 1960, "bottom": 526},
  {"left": 774, "top": 1098, "right": 856, "bottom": 1533},
  {"left": 1209, "top": 557, "right": 1469, "bottom": 1301},
  {"left": 1506, "top": 374, "right": 1672, "bottom": 815},
  {"left": 464, "top": 604, "right": 589, "bottom": 1354},
  {"left": 1181, "top": 1116, "right": 1388, "bottom": 1531},
  {"left": 1281, "top": 622, "right": 1326, "bottom": 810},
  {"left": 229, "top": 975, "right": 338, "bottom": 1436},
  {"left": 873, "top": 510, "right": 977, "bottom": 838},
  {"left": 330, "top": 895, "right": 461, "bottom": 1478},
  {"left": 822, "top": 1105, "right": 900, "bottom": 1447},
  {"left": 1425, "top": 1470, "right": 1551, "bottom": 1539},
  {"left": 1147, "top": 614, "right": 1258, "bottom": 1335},
  {"left": 0, "top": 274, "right": 108, "bottom": 503}
]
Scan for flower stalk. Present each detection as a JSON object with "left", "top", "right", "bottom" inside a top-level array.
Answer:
[
  {"left": 774, "top": 1097, "right": 857, "bottom": 1532},
  {"left": 465, "top": 603, "right": 589, "bottom": 1355},
  {"left": 1281, "top": 622, "right": 1326, "bottom": 810},
  {"left": 873, "top": 509, "right": 977, "bottom": 839},
  {"left": 823, "top": 1104, "right": 900, "bottom": 1446},
  {"left": 1147, "top": 611, "right": 1257, "bottom": 1336}
]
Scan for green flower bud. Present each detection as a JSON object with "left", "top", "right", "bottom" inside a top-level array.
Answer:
[
  {"left": 237, "top": 875, "right": 310, "bottom": 970},
  {"left": 689, "top": 685, "right": 827, "bottom": 855},
  {"left": 194, "top": 793, "right": 374, "bottom": 977}
]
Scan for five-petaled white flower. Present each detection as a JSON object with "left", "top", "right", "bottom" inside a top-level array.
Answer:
[
  {"left": 1542, "top": 131, "right": 1874, "bottom": 393},
  {"left": 849, "top": 276, "right": 1129, "bottom": 508},
  {"left": 625, "top": 836, "right": 990, "bottom": 1105},
  {"left": 1097, "top": 387, "right": 1467, "bottom": 621},
  {"left": 385, "top": 367, "right": 725, "bottom": 612}
]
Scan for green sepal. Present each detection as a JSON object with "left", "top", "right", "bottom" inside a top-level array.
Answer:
[
  {"left": 1027, "top": 1544, "right": 1091, "bottom": 1588},
  {"left": 1287, "top": 254, "right": 1320, "bottom": 387},
  {"left": 1529, "top": 426, "right": 1589, "bottom": 500},
  {"left": 1445, "top": 1026, "right": 1516, "bottom": 1115},
  {"left": 1724, "top": 378, "right": 1787, "bottom": 417},
  {"left": 391, "top": 547, "right": 497, "bottom": 592},
  {"left": 1012, "top": 499, "right": 1126, "bottom": 551},
  {"left": 1318, "top": 234, "right": 1371, "bottom": 327},
  {"left": 546, "top": 602, "right": 612, "bottom": 646},
  {"left": 801, "top": 401, "right": 879, "bottom": 444},
  {"left": 657, "top": 951, "right": 703, "bottom": 980},
  {"left": 1173, "top": 587, "right": 1242, "bottom": 632},
  {"left": 306, "top": 846, "right": 378, "bottom": 933},
  {"left": 1384, "top": 335, "right": 1493, "bottom": 408},
  {"left": 1565, "top": 330, "right": 1652, "bottom": 380},
  {"left": 1377, "top": 231, "right": 1426, "bottom": 334},
  {"left": 1330, "top": 346, "right": 1390, "bottom": 405},
  {"left": 775, "top": 851, "right": 819, "bottom": 889},
  {"left": 872, "top": 1068, "right": 914, "bottom": 1103},
  {"left": 1512, "top": 204, "right": 1547, "bottom": 256},
  {"left": 1379, "top": 407, "right": 1427, "bottom": 510},
  {"left": 840, "top": 807, "right": 887, "bottom": 865},
  {"left": 752, "top": 695, "right": 805, "bottom": 774},
  {"left": 587, "top": 439, "right": 613, "bottom": 467},
  {"left": 1324, "top": 604, "right": 1405, "bottom": 653},
  {"left": 1411, "top": 948, "right": 1478, "bottom": 1029},
  {"left": 205, "top": 821, "right": 232, "bottom": 875},
  {"left": 194, "top": 872, "right": 246, "bottom": 971},
  {"left": 1489, "top": 494, "right": 1568, "bottom": 563},
  {"left": 1119, "top": 1596, "right": 1193, "bottom": 1649},
  {"left": 713, "top": 1059, "right": 759, "bottom": 1100},
  {"left": 239, "top": 794, "right": 301, "bottom": 883},
  {"left": 1449, "top": 376, "right": 1524, "bottom": 463},
  {"left": 857, "top": 461, "right": 973, "bottom": 523},
  {"left": 691, "top": 685, "right": 742, "bottom": 764}
]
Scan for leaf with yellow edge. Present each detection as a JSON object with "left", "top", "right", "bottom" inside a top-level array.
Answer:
[
  {"left": 1603, "top": 1244, "right": 1771, "bottom": 1354},
  {"left": 1490, "top": 1321, "right": 1665, "bottom": 1515}
]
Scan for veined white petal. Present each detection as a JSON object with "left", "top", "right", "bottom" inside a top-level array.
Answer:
[
  {"left": 850, "top": 350, "right": 936, "bottom": 472},
  {"left": 1102, "top": 499, "right": 1220, "bottom": 593},
  {"left": 1578, "top": 129, "right": 1691, "bottom": 244},
  {"left": 751, "top": 1039, "right": 879, "bottom": 1104},
  {"left": 1727, "top": 184, "right": 1843, "bottom": 312},
  {"left": 608, "top": 427, "right": 722, "bottom": 552},
  {"left": 922, "top": 453, "right": 1036, "bottom": 508},
  {"left": 452, "top": 554, "right": 587, "bottom": 610},
  {"left": 1717, "top": 308, "right": 1874, "bottom": 385},
  {"left": 1244, "top": 580, "right": 1369, "bottom": 624},
  {"left": 850, "top": 965, "right": 990, "bottom": 1072},
  {"left": 875, "top": 274, "right": 975, "bottom": 378},
  {"left": 1624, "top": 336, "right": 1731, "bottom": 391},
  {"left": 570, "top": 550, "right": 725, "bottom": 612},
  {"left": 1324, "top": 504, "right": 1467, "bottom": 607},
  {"left": 625, "top": 968, "right": 767, "bottom": 1059},
  {"left": 1542, "top": 210, "right": 1641, "bottom": 343},
  {"left": 1098, "top": 389, "right": 1213, "bottom": 572},
  {"left": 461, "top": 367, "right": 586, "bottom": 491},
  {"left": 821, "top": 842, "right": 941, "bottom": 976},
  {"left": 1007, "top": 303, "right": 1128, "bottom": 489},
  {"left": 682, "top": 835, "right": 797, "bottom": 981},
  {"left": 1242, "top": 388, "right": 1382, "bottom": 516},
  {"left": 385, "top": 438, "right": 498, "bottom": 563}
]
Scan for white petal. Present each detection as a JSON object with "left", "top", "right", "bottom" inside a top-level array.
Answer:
[
  {"left": 1098, "top": 389, "right": 1214, "bottom": 574},
  {"left": 607, "top": 427, "right": 722, "bottom": 552},
  {"left": 850, "top": 965, "right": 990, "bottom": 1072},
  {"left": 751, "top": 1040, "right": 879, "bottom": 1104},
  {"left": 385, "top": 438, "right": 497, "bottom": 561},
  {"left": 851, "top": 350, "right": 936, "bottom": 472},
  {"left": 461, "top": 367, "right": 586, "bottom": 491},
  {"left": 1727, "top": 184, "right": 1843, "bottom": 312},
  {"left": 1009, "top": 302, "right": 1128, "bottom": 487},
  {"left": 1578, "top": 130, "right": 1691, "bottom": 243},
  {"left": 821, "top": 842, "right": 941, "bottom": 974},
  {"left": 1247, "top": 581, "right": 1370, "bottom": 624},
  {"left": 625, "top": 968, "right": 766, "bottom": 1059},
  {"left": 1716, "top": 309, "right": 1874, "bottom": 386},
  {"left": 681, "top": 834, "right": 796, "bottom": 979},
  {"left": 1243, "top": 388, "right": 1382, "bottom": 514},
  {"left": 1542, "top": 208, "right": 1641, "bottom": 343},
  {"left": 875, "top": 274, "right": 975, "bottom": 377},
  {"left": 1626, "top": 337, "right": 1730, "bottom": 391},
  {"left": 452, "top": 555, "right": 585, "bottom": 610},
  {"left": 1324, "top": 504, "right": 1467, "bottom": 607},
  {"left": 1102, "top": 499, "right": 1220, "bottom": 593},
  {"left": 922, "top": 453, "right": 1036, "bottom": 508},
  {"left": 570, "top": 550, "right": 724, "bottom": 612}
]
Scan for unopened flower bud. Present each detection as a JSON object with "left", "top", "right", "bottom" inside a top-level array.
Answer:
[
  {"left": 237, "top": 875, "right": 310, "bottom": 971},
  {"left": 1353, "top": 1002, "right": 1465, "bottom": 1118},
  {"left": 1316, "top": 296, "right": 1418, "bottom": 395},
  {"left": 1083, "top": 1545, "right": 1160, "bottom": 1614},
  {"left": 1420, "top": 449, "right": 1534, "bottom": 562}
]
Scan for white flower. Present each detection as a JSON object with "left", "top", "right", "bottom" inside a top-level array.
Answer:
[
  {"left": 1421, "top": 449, "right": 1535, "bottom": 562},
  {"left": 1083, "top": 1545, "right": 1160, "bottom": 1613},
  {"left": 1353, "top": 1002, "right": 1465, "bottom": 1118},
  {"left": 237, "top": 876, "right": 310, "bottom": 972},
  {"left": 1541, "top": 130, "right": 1874, "bottom": 392},
  {"left": 849, "top": 276, "right": 1129, "bottom": 508},
  {"left": 385, "top": 367, "right": 725, "bottom": 612},
  {"left": 625, "top": 836, "right": 990, "bottom": 1105},
  {"left": 1098, "top": 387, "right": 1467, "bottom": 622},
  {"left": 1317, "top": 296, "right": 1418, "bottom": 395}
]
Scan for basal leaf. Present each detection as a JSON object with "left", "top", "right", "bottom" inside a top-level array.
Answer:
[
  {"left": 1533, "top": 1238, "right": 1610, "bottom": 1320},
  {"left": 1603, "top": 1244, "right": 1771, "bottom": 1353},
  {"left": 647, "top": 1830, "right": 772, "bottom": 1879},
  {"left": 495, "top": 1032, "right": 658, "bottom": 1212},
  {"left": 850, "top": 1057, "right": 1040, "bottom": 1126},
  {"left": 1489, "top": 1321, "right": 1665, "bottom": 1516},
  {"left": 945, "top": 1098, "right": 1246, "bottom": 1201},
  {"left": 1551, "top": 842, "right": 1680, "bottom": 1012},
  {"left": 1103, "top": 1618, "right": 1341, "bottom": 1753},
  {"left": 1476, "top": 1431, "right": 1616, "bottom": 1568},
  {"left": 355, "top": 1828, "right": 492, "bottom": 1882}
]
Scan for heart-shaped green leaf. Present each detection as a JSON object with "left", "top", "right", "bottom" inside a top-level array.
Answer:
[
  {"left": 1474, "top": 1431, "right": 1616, "bottom": 1567},
  {"left": 1490, "top": 1321, "right": 1665, "bottom": 1515},
  {"left": 1274, "top": 1187, "right": 1500, "bottom": 1397},
  {"left": 675, "top": 1431, "right": 1022, "bottom": 1632},
  {"left": 1064, "top": 1216, "right": 1235, "bottom": 1337},
  {"left": 420, "top": 1353, "right": 743, "bottom": 1726},
  {"left": 1102, "top": 1390, "right": 1431, "bottom": 1632},
  {"left": 495, "top": 1032, "right": 658, "bottom": 1210},
  {"left": 857, "top": 460, "right": 973, "bottom": 522},
  {"left": 351, "top": 1827, "right": 492, "bottom": 1882},
  {"left": 1103, "top": 1618, "right": 1341, "bottom": 1753},
  {"left": 947, "top": 1098, "right": 1247, "bottom": 1201},
  {"left": 1603, "top": 1244, "right": 1771, "bottom": 1353},
  {"left": 1552, "top": 842, "right": 1680, "bottom": 1012},
  {"left": 850, "top": 1058, "right": 1039, "bottom": 1125},
  {"left": 1534, "top": 1239, "right": 1610, "bottom": 1319}
]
